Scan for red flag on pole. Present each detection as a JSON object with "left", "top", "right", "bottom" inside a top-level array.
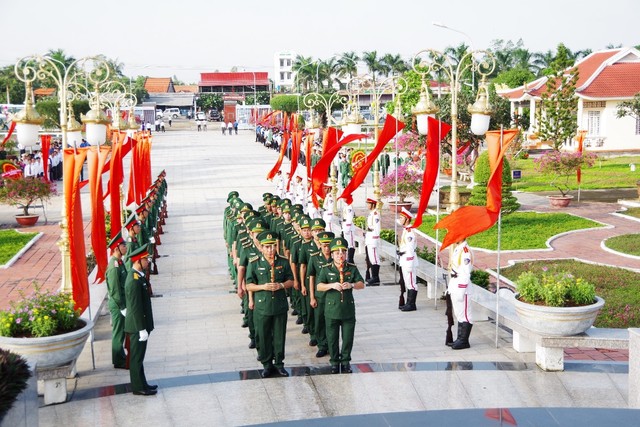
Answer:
[
  {"left": 339, "top": 115, "right": 405, "bottom": 205},
  {"left": 287, "top": 130, "right": 302, "bottom": 190},
  {"left": 109, "top": 132, "right": 126, "bottom": 238},
  {"left": 576, "top": 130, "right": 587, "bottom": 184},
  {"left": 434, "top": 129, "right": 519, "bottom": 251},
  {"left": 87, "top": 146, "right": 110, "bottom": 283},
  {"left": 40, "top": 135, "right": 51, "bottom": 182},
  {"left": 266, "top": 130, "right": 289, "bottom": 181},
  {"left": 411, "top": 117, "right": 452, "bottom": 229}
]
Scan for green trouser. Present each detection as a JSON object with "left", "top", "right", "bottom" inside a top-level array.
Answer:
[
  {"left": 314, "top": 299, "right": 327, "bottom": 351},
  {"left": 290, "top": 287, "right": 300, "bottom": 313},
  {"left": 108, "top": 301, "right": 126, "bottom": 367},
  {"left": 254, "top": 311, "right": 287, "bottom": 368},
  {"left": 228, "top": 254, "right": 237, "bottom": 285},
  {"left": 242, "top": 293, "right": 256, "bottom": 340},
  {"left": 326, "top": 317, "right": 356, "bottom": 366},
  {"left": 128, "top": 332, "right": 149, "bottom": 392},
  {"left": 302, "top": 286, "right": 315, "bottom": 339}
]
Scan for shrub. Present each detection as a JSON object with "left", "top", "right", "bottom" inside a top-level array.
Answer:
[
  {"left": 379, "top": 229, "right": 395, "bottom": 244},
  {"left": 0, "top": 349, "right": 32, "bottom": 417},
  {"left": 471, "top": 270, "right": 490, "bottom": 289},
  {"left": 515, "top": 270, "right": 596, "bottom": 307},
  {"left": 534, "top": 150, "right": 597, "bottom": 197},
  {"left": 0, "top": 283, "right": 81, "bottom": 338},
  {"left": 380, "top": 164, "right": 423, "bottom": 202},
  {"left": 0, "top": 177, "right": 57, "bottom": 216},
  {"left": 416, "top": 245, "right": 436, "bottom": 264},
  {"left": 467, "top": 151, "right": 520, "bottom": 214}
]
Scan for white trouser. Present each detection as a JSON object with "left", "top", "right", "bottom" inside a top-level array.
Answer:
[
  {"left": 342, "top": 228, "right": 355, "bottom": 248},
  {"left": 400, "top": 259, "right": 417, "bottom": 291},
  {"left": 449, "top": 284, "right": 472, "bottom": 323},
  {"left": 366, "top": 244, "right": 379, "bottom": 265}
]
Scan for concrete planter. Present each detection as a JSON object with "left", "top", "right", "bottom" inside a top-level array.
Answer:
[
  {"left": 513, "top": 296, "right": 605, "bottom": 336},
  {"left": 0, "top": 319, "right": 92, "bottom": 370},
  {"left": 547, "top": 195, "right": 573, "bottom": 208}
]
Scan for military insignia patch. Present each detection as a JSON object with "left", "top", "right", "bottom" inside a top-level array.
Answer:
[{"left": 133, "top": 273, "right": 139, "bottom": 280}]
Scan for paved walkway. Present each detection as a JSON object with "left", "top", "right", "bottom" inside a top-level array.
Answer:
[{"left": 0, "top": 128, "right": 636, "bottom": 426}]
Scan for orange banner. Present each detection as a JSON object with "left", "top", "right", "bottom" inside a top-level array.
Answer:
[{"left": 87, "top": 146, "right": 110, "bottom": 283}]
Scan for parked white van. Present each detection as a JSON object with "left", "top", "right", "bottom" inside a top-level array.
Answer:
[{"left": 163, "top": 108, "right": 181, "bottom": 119}]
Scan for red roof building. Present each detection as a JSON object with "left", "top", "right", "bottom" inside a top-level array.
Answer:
[
  {"left": 498, "top": 47, "right": 640, "bottom": 151},
  {"left": 199, "top": 72, "right": 270, "bottom": 95}
]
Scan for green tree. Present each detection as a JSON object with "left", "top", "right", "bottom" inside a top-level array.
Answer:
[
  {"left": 292, "top": 55, "right": 316, "bottom": 93},
  {"left": 467, "top": 151, "right": 520, "bottom": 214},
  {"left": 535, "top": 49, "right": 579, "bottom": 150},
  {"left": 616, "top": 93, "right": 640, "bottom": 120},
  {"left": 198, "top": 93, "right": 223, "bottom": 112},
  {"left": 493, "top": 67, "right": 535, "bottom": 89},
  {"left": 336, "top": 52, "right": 359, "bottom": 82},
  {"left": 270, "top": 94, "right": 301, "bottom": 113}
]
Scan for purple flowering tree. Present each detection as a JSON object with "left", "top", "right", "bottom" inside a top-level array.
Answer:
[
  {"left": 380, "top": 164, "right": 423, "bottom": 203},
  {"left": 534, "top": 151, "right": 597, "bottom": 197}
]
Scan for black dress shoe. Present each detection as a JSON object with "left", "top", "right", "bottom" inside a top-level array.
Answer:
[
  {"left": 292, "top": 309, "right": 299, "bottom": 316},
  {"left": 241, "top": 321, "right": 249, "bottom": 328},
  {"left": 330, "top": 365, "right": 340, "bottom": 374},
  {"left": 114, "top": 364, "right": 128, "bottom": 370},
  {"left": 249, "top": 339, "right": 256, "bottom": 349},
  {"left": 341, "top": 363, "right": 352, "bottom": 374},
  {"left": 296, "top": 316, "right": 303, "bottom": 325},
  {"left": 133, "top": 389, "right": 157, "bottom": 396},
  {"left": 315, "top": 349, "right": 327, "bottom": 358},
  {"left": 276, "top": 367, "right": 289, "bottom": 377},
  {"left": 301, "top": 327, "right": 309, "bottom": 334},
  {"left": 261, "top": 366, "right": 274, "bottom": 378},
  {"left": 146, "top": 384, "right": 158, "bottom": 390},
  {"left": 308, "top": 339, "right": 317, "bottom": 347}
]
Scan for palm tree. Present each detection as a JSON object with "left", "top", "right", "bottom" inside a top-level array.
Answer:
[
  {"left": 532, "top": 50, "right": 555, "bottom": 76},
  {"left": 362, "top": 50, "right": 383, "bottom": 84},
  {"left": 317, "top": 58, "right": 340, "bottom": 91},
  {"left": 292, "top": 55, "right": 316, "bottom": 92},
  {"left": 336, "top": 52, "right": 359, "bottom": 83},
  {"left": 381, "top": 53, "right": 408, "bottom": 76}
]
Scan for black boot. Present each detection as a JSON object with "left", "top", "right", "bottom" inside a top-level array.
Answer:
[
  {"left": 401, "top": 289, "right": 417, "bottom": 311},
  {"left": 447, "top": 323, "right": 463, "bottom": 347},
  {"left": 367, "top": 265, "right": 380, "bottom": 286},
  {"left": 452, "top": 322, "right": 472, "bottom": 350},
  {"left": 398, "top": 292, "right": 405, "bottom": 309},
  {"left": 347, "top": 248, "right": 355, "bottom": 264}
]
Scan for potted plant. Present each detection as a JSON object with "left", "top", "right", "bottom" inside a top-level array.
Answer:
[
  {"left": 441, "top": 155, "right": 452, "bottom": 175},
  {"left": 0, "top": 176, "right": 56, "bottom": 226},
  {"left": 380, "top": 163, "right": 422, "bottom": 212},
  {"left": 513, "top": 270, "right": 604, "bottom": 336},
  {"left": 533, "top": 150, "right": 597, "bottom": 207},
  {"left": 0, "top": 284, "right": 92, "bottom": 370}
]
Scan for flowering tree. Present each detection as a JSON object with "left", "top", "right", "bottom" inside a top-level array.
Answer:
[
  {"left": 0, "top": 177, "right": 57, "bottom": 216},
  {"left": 395, "top": 131, "right": 422, "bottom": 152},
  {"left": 380, "top": 163, "right": 423, "bottom": 202},
  {"left": 534, "top": 151, "right": 597, "bottom": 197}
]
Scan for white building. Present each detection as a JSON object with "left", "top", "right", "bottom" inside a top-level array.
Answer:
[
  {"left": 273, "top": 51, "right": 296, "bottom": 93},
  {"left": 498, "top": 47, "right": 640, "bottom": 152}
]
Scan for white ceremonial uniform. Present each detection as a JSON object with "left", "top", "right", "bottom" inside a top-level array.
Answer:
[
  {"left": 448, "top": 240, "right": 473, "bottom": 323},
  {"left": 295, "top": 182, "right": 306, "bottom": 206},
  {"left": 275, "top": 175, "right": 285, "bottom": 199},
  {"left": 341, "top": 204, "right": 355, "bottom": 249},
  {"left": 365, "top": 209, "right": 381, "bottom": 265},
  {"left": 322, "top": 193, "right": 335, "bottom": 232},
  {"left": 398, "top": 226, "right": 418, "bottom": 291}
]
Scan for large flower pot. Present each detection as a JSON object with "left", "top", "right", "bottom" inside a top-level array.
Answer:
[
  {"left": 14, "top": 215, "right": 39, "bottom": 227},
  {"left": 513, "top": 296, "right": 604, "bottom": 336},
  {"left": 547, "top": 195, "right": 573, "bottom": 208},
  {"left": 0, "top": 319, "right": 93, "bottom": 370}
]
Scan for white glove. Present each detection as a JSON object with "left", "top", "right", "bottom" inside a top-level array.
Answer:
[
  {"left": 139, "top": 330, "right": 149, "bottom": 341},
  {"left": 120, "top": 308, "right": 127, "bottom": 317},
  {"left": 149, "top": 236, "right": 156, "bottom": 244},
  {"left": 153, "top": 227, "right": 157, "bottom": 232}
]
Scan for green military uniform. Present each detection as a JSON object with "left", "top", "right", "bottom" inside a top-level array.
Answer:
[
  {"left": 317, "top": 238, "right": 364, "bottom": 372},
  {"left": 124, "top": 245, "right": 155, "bottom": 393},
  {"left": 307, "top": 231, "right": 335, "bottom": 356},
  {"left": 246, "top": 232, "right": 293, "bottom": 373},
  {"left": 106, "top": 233, "right": 128, "bottom": 368},
  {"left": 339, "top": 158, "right": 351, "bottom": 188}
]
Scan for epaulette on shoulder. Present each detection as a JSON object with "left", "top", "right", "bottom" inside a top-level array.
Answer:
[
  {"left": 133, "top": 272, "right": 139, "bottom": 280},
  {"left": 249, "top": 255, "right": 260, "bottom": 263}
]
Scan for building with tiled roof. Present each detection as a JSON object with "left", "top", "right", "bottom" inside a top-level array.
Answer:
[
  {"left": 33, "top": 88, "right": 56, "bottom": 97},
  {"left": 199, "top": 72, "right": 270, "bottom": 96},
  {"left": 174, "top": 85, "right": 198, "bottom": 93},
  {"left": 498, "top": 47, "right": 640, "bottom": 152},
  {"left": 144, "top": 77, "right": 174, "bottom": 94}
]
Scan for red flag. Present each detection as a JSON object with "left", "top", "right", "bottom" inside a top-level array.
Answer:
[
  {"left": 312, "top": 130, "right": 367, "bottom": 199},
  {"left": 411, "top": 117, "right": 452, "bottom": 229},
  {"left": 484, "top": 408, "right": 517, "bottom": 425},
  {"left": 287, "top": 130, "right": 302, "bottom": 191},
  {"left": 266, "top": 130, "right": 290, "bottom": 181},
  {"left": 109, "top": 132, "right": 126, "bottom": 237},
  {"left": 339, "top": 115, "right": 405, "bottom": 205},
  {"left": 40, "top": 135, "right": 51, "bottom": 182},
  {"left": 87, "top": 146, "right": 110, "bottom": 283},
  {"left": 1, "top": 121, "right": 16, "bottom": 147},
  {"left": 576, "top": 130, "right": 587, "bottom": 184},
  {"left": 305, "top": 131, "right": 314, "bottom": 179},
  {"left": 63, "top": 148, "right": 90, "bottom": 313},
  {"left": 434, "top": 129, "right": 519, "bottom": 250}
]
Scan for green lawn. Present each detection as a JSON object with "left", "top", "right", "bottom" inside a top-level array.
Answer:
[
  {"left": 509, "top": 155, "right": 640, "bottom": 192},
  {"left": 500, "top": 259, "right": 640, "bottom": 328},
  {"left": 417, "top": 211, "right": 603, "bottom": 250},
  {"left": 0, "top": 230, "right": 39, "bottom": 265},
  {"left": 621, "top": 207, "right": 640, "bottom": 219},
  {"left": 604, "top": 233, "right": 640, "bottom": 256}
]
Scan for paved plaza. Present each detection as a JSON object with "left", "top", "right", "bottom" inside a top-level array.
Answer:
[{"left": 1, "top": 127, "right": 639, "bottom": 426}]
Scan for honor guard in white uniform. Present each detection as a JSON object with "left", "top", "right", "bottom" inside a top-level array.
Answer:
[
  {"left": 397, "top": 208, "right": 418, "bottom": 311},
  {"left": 341, "top": 203, "right": 356, "bottom": 263},
  {"left": 448, "top": 239, "right": 474, "bottom": 349},
  {"left": 321, "top": 184, "right": 335, "bottom": 233},
  {"left": 364, "top": 198, "right": 381, "bottom": 285}
]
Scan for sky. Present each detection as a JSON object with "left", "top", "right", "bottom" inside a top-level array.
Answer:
[{"left": 3, "top": 0, "right": 638, "bottom": 84}]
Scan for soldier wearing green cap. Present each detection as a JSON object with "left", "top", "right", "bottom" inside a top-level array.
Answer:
[
  {"left": 246, "top": 231, "right": 294, "bottom": 378},
  {"left": 106, "top": 232, "right": 128, "bottom": 369},
  {"left": 124, "top": 244, "right": 157, "bottom": 395},
  {"left": 317, "top": 237, "right": 365, "bottom": 374},
  {"left": 308, "top": 231, "right": 335, "bottom": 357},
  {"left": 290, "top": 216, "right": 312, "bottom": 328},
  {"left": 297, "top": 217, "right": 326, "bottom": 344}
]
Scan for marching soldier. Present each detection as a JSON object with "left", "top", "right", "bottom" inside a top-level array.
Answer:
[
  {"left": 308, "top": 231, "right": 335, "bottom": 358},
  {"left": 317, "top": 237, "right": 365, "bottom": 374},
  {"left": 245, "top": 231, "right": 294, "bottom": 378}
]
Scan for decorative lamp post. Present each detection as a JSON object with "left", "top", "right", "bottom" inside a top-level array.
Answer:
[
  {"left": 14, "top": 54, "right": 111, "bottom": 294},
  {"left": 411, "top": 48, "right": 495, "bottom": 210},
  {"left": 13, "top": 81, "right": 44, "bottom": 149},
  {"left": 65, "top": 101, "right": 83, "bottom": 148}
]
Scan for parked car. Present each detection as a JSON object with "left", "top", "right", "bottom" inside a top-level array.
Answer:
[
  {"left": 195, "top": 112, "right": 206, "bottom": 121},
  {"left": 155, "top": 109, "right": 163, "bottom": 119},
  {"left": 209, "top": 109, "right": 221, "bottom": 121},
  {"left": 163, "top": 108, "right": 181, "bottom": 119}
]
